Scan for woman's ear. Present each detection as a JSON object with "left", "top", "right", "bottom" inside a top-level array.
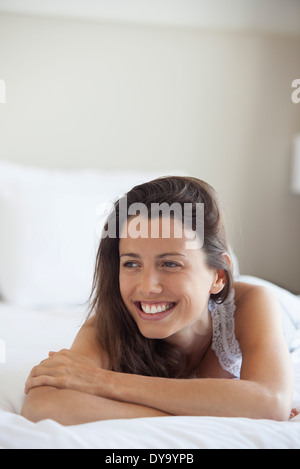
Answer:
[{"left": 209, "top": 253, "right": 232, "bottom": 294}]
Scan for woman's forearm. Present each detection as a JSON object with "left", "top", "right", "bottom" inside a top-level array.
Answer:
[
  {"left": 23, "top": 349, "right": 293, "bottom": 422},
  {"left": 21, "top": 386, "right": 170, "bottom": 426},
  {"left": 101, "top": 371, "right": 291, "bottom": 421}
]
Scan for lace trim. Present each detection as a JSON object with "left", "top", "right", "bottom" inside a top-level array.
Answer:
[{"left": 209, "top": 289, "right": 242, "bottom": 378}]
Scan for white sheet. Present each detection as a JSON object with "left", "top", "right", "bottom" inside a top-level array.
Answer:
[{"left": 0, "top": 276, "right": 300, "bottom": 449}]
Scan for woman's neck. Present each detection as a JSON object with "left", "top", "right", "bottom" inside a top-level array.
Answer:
[{"left": 166, "top": 308, "right": 212, "bottom": 362}]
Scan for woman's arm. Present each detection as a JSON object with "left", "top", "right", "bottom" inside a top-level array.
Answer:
[
  {"left": 23, "top": 284, "right": 294, "bottom": 422},
  {"left": 21, "top": 318, "right": 170, "bottom": 425},
  {"left": 21, "top": 387, "right": 169, "bottom": 426}
]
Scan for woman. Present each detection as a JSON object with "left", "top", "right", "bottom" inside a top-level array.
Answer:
[{"left": 21, "top": 177, "right": 294, "bottom": 425}]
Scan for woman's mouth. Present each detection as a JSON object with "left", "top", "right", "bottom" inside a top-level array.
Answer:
[
  {"left": 134, "top": 301, "right": 177, "bottom": 320},
  {"left": 139, "top": 302, "right": 176, "bottom": 314}
]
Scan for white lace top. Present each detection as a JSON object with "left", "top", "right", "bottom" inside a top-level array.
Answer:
[{"left": 208, "top": 289, "right": 242, "bottom": 378}]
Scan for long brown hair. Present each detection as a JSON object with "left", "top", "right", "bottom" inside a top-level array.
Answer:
[{"left": 89, "top": 176, "right": 233, "bottom": 378}]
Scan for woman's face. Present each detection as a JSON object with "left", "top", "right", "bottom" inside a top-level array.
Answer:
[{"left": 119, "top": 216, "right": 224, "bottom": 346}]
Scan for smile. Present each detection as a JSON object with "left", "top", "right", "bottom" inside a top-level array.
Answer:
[{"left": 135, "top": 301, "right": 177, "bottom": 315}]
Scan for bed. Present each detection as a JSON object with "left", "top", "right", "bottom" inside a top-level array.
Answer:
[{"left": 0, "top": 161, "right": 300, "bottom": 449}]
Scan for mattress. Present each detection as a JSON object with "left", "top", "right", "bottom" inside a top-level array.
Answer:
[{"left": 0, "top": 275, "right": 300, "bottom": 449}]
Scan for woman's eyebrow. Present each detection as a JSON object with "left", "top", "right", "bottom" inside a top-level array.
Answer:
[
  {"left": 120, "top": 253, "right": 141, "bottom": 259},
  {"left": 156, "top": 253, "right": 186, "bottom": 258},
  {"left": 120, "top": 252, "right": 186, "bottom": 259}
]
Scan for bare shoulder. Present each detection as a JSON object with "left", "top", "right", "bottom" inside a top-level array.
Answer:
[
  {"left": 234, "top": 281, "right": 277, "bottom": 304},
  {"left": 233, "top": 281, "right": 283, "bottom": 342},
  {"left": 71, "top": 316, "right": 110, "bottom": 369}
]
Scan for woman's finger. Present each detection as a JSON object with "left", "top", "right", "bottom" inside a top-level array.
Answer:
[{"left": 24, "top": 375, "right": 63, "bottom": 394}]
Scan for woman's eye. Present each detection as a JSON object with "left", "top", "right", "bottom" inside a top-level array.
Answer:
[
  {"left": 122, "top": 261, "right": 139, "bottom": 268},
  {"left": 163, "top": 261, "right": 180, "bottom": 268}
]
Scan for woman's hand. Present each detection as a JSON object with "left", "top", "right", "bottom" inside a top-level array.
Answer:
[{"left": 24, "top": 349, "right": 106, "bottom": 396}]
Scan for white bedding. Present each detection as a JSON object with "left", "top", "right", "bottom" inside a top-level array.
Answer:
[{"left": 0, "top": 275, "right": 300, "bottom": 449}]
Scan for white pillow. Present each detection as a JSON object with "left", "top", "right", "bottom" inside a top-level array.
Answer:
[
  {"left": 0, "top": 160, "right": 165, "bottom": 307},
  {"left": 0, "top": 368, "right": 27, "bottom": 414}
]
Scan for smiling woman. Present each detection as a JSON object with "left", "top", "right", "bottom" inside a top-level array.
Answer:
[
  {"left": 92, "top": 176, "right": 232, "bottom": 377},
  {"left": 21, "top": 176, "right": 294, "bottom": 425}
]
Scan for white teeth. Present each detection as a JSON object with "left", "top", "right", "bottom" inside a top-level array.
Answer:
[{"left": 140, "top": 303, "right": 174, "bottom": 314}]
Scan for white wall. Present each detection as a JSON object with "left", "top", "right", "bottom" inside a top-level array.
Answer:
[{"left": 0, "top": 12, "right": 299, "bottom": 293}]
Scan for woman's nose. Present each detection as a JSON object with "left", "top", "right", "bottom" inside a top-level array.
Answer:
[{"left": 138, "top": 269, "right": 163, "bottom": 296}]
